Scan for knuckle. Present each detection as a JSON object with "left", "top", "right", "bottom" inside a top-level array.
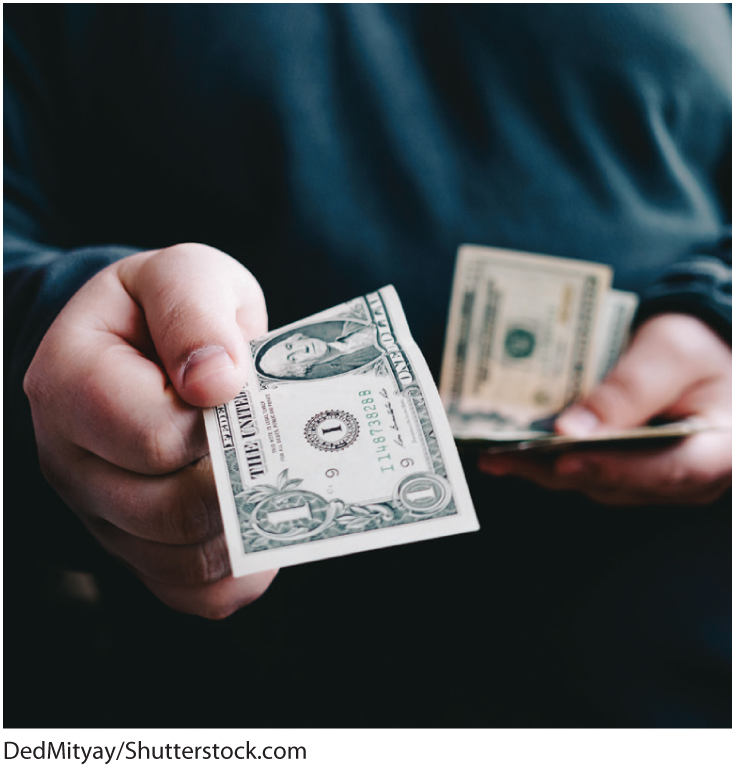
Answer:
[
  {"left": 155, "top": 296, "right": 199, "bottom": 349},
  {"left": 137, "top": 419, "right": 189, "bottom": 474},
  {"left": 23, "top": 353, "right": 58, "bottom": 411},
  {"left": 641, "top": 314, "right": 731, "bottom": 373},
  {"left": 22, "top": 363, "right": 41, "bottom": 403},
  {"left": 23, "top": 332, "right": 64, "bottom": 408},
  {"left": 658, "top": 315, "right": 713, "bottom": 358}
]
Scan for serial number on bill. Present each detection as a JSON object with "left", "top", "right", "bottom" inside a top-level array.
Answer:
[{"left": 358, "top": 390, "right": 397, "bottom": 473}]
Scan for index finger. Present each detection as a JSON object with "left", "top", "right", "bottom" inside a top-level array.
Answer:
[{"left": 29, "top": 267, "right": 207, "bottom": 474}]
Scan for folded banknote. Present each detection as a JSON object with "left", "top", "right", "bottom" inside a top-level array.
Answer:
[{"left": 205, "top": 286, "right": 479, "bottom": 576}]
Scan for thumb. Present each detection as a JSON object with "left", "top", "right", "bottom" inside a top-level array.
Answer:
[
  {"left": 119, "top": 244, "right": 267, "bottom": 407},
  {"left": 555, "top": 317, "right": 699, "bottom": 436}
]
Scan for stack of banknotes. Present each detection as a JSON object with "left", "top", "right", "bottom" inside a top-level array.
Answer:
[
  {"left": 205, "top": 246, "right": 704, "bottom": 573},
  {"left": 439, "top": 244, "right": 704, "bottom": 452}
]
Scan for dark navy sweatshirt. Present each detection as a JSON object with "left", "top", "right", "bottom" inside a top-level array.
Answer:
[{"left": 3, "top": 4, "right": 732, "bottom": 728}]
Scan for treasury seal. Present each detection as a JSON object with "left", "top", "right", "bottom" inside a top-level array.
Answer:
[
  {"left": 504, "top": 326, "right": 536, "bottom": 359},
  {"left": 304, "top": 410, "right": 360, "bottom": 452}
]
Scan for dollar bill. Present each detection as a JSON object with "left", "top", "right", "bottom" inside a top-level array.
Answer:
[
  {"left": 591, "top": 288, "right": 639, "bottom": 384},
  {"left": 440, "top": 244, "right": 613, "bottom": 441},
  {"left": 205, "top": 285, "right": 478, "bottom": 577},
  {"left": 439, "top": 244, "right": 706, "bottom": 449}
]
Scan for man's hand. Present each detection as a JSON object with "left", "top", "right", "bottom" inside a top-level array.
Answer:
[
  {"left": 479, "top": 313, "right": 732, "bottom": 506},
  {"left": 24, "top": 243, "right": 277, "bottom": 618}
]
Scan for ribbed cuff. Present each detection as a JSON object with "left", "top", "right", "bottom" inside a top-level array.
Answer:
[{"left": 634, "top": 255, "right": 732, "bottom": 344}]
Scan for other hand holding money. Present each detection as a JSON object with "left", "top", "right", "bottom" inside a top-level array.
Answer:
[{"left": 479, "top": 313, "right": 732, "bottom": 505}]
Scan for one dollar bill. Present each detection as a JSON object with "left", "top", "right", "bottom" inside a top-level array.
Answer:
[{"left": 205, "top": 286, "right": 478, "bottom": 577}]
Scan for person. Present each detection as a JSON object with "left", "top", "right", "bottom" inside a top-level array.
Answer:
[
  {"left": 257, "top": 321, "right": 382, "bottom": 379},
  {"left": 4, "top": 5, "right": 731, "bottom": 727}
]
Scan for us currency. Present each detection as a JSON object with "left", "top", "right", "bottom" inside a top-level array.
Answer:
[
  {"left": 440, "top": 244, "right": 613, "bottom": 441},
  {"left": 205, "top": 285, "right": 478, "bottom": 577},
  {"left": 440, "top": 244, "right": 703, "bottom": 448},
  {"left": 590, "top": 287, "right": 639, "bottom": 384}
]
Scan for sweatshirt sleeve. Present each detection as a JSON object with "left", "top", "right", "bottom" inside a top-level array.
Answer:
[
  {"left": 633, "top": 235, "right": 732, "bottom": 343},
  {"left": 4, "top": 10, "right": 141, "bottom": 571},
  {"left": 4, "top": 9, "right": 141, "bottom": 402}
]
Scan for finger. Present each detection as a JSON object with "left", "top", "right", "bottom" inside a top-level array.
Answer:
[
  {"left": 479, "top": 450, "right": 724, "bottom": 506},
  {"left": 26, "top": 269, "right": 208, "bottom": 475},
  {"left": 76, "top": 341, "right": 208, "bottom": 474},
  {"left": 45, "top": 446, "right": 222, "bottom": 545},
  {"left": 555, "top": 430, "right": 732, "bottom": 501},
  {"left": 85, "top": 516, "right": 231, "bottom": 587},
  {"left": 119, "top": 244, "right": 268, "bottom": 407},
  {"left": 556, "top": 314, "right": 716, "bottom": 436},
  {"left": 139, "top": 570, "right": 279, "bottom": 620},
  {"left": 558, "top": 347, "right": 690, "bottom": 436}
]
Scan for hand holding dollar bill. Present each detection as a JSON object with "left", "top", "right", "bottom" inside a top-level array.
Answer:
[
  {"left": 439, "top": 245, "right": 710, "bottom": 450},
  {"left": 205, "top": 286, "right": 478, "bottom": 576}
]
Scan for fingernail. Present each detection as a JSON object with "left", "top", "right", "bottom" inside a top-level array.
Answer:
[
  {"left": 556, "top": 406, "right": 599, "bottom": 436},
  {"left": 183, "top": 346, "right": 235, "bottom": 390}
]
